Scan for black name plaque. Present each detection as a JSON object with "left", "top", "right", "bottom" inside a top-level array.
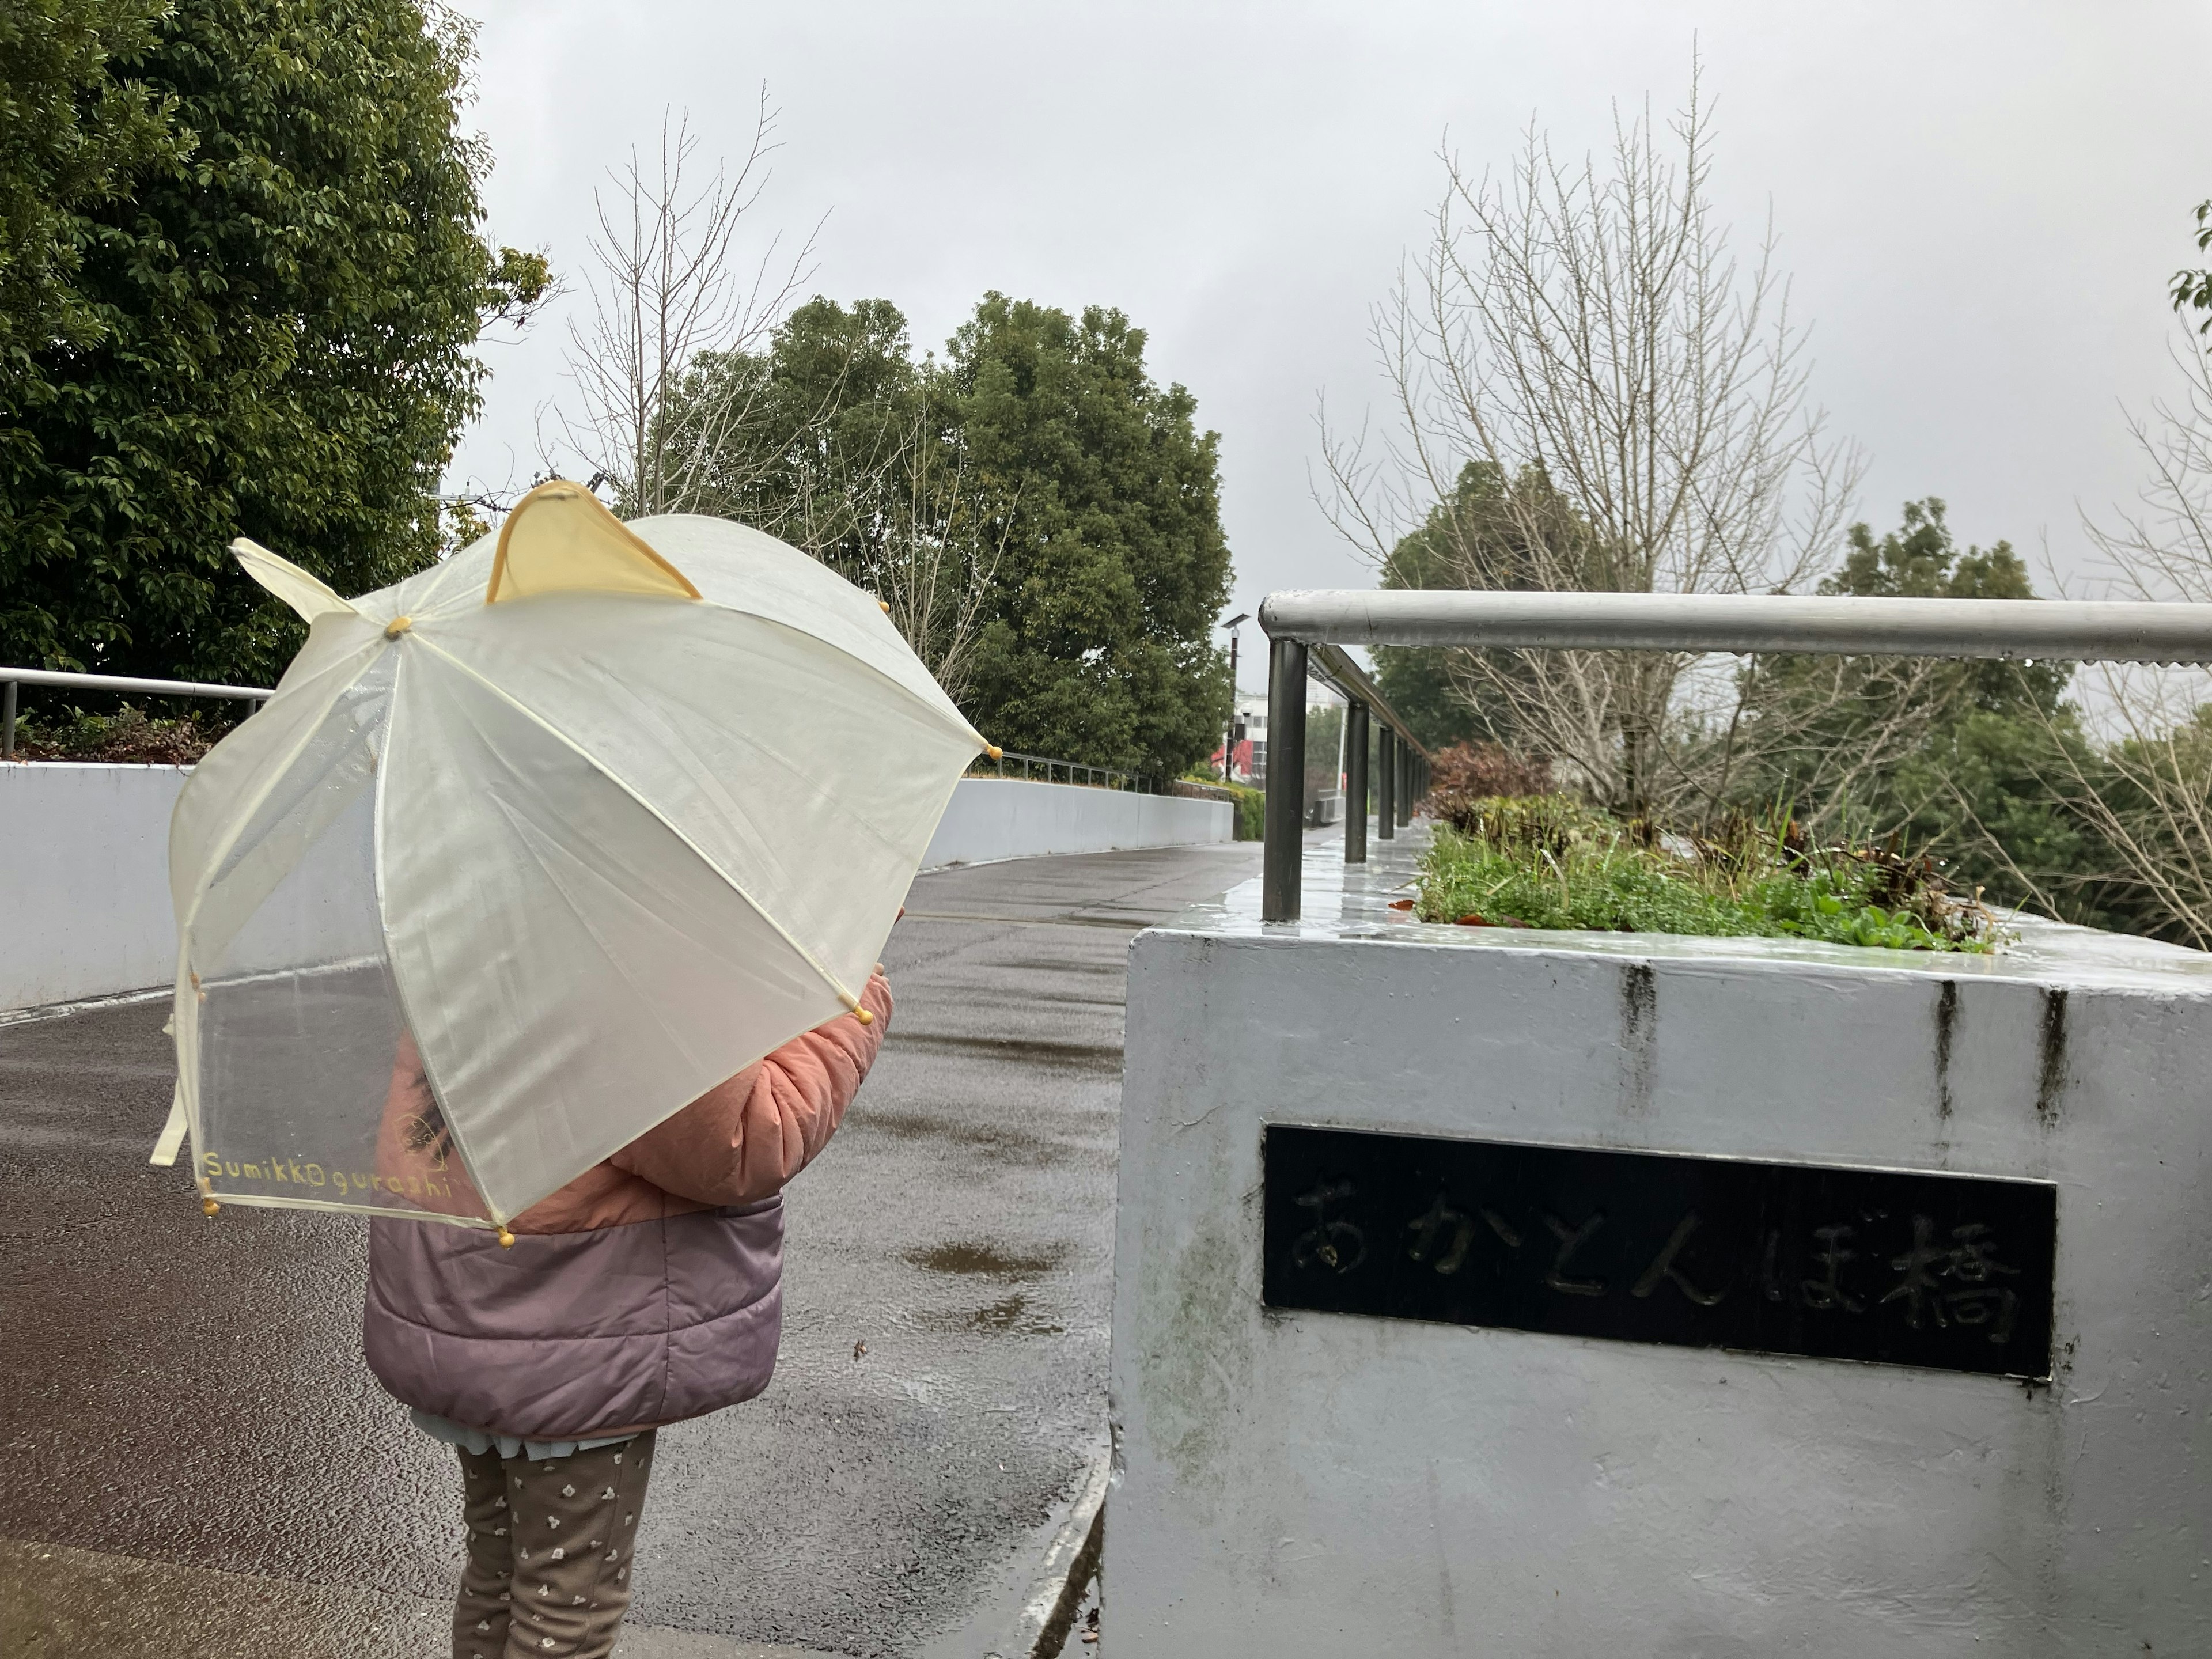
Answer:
[{"left": 1262, "top": 1126, "right": 2056, "bottom": 1379}]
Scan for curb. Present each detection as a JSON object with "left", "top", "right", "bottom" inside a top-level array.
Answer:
[{"left": 1013, "top": 1454, "right": 1108, "bottom": 1658}]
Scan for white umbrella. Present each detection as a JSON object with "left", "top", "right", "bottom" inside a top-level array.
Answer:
[{"left": 155, "top": 482, "right": 993, "bottom": 1232}]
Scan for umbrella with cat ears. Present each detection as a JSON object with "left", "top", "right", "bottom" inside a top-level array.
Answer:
[{"left": 158, "top": 483, "right": 995, "bottom": 1229}]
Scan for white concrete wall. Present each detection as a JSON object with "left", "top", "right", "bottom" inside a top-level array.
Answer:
[
  {"left": 0, "top": 766, "right": 1231, "bottom": 1014},
  {"left": 1109, "top": 896, "right": 2212, "bottom": 1655},
  {"left": 0, "top": 763, "right": 187, "bottom": 1012},
  {"left": 920, "top": 777, "right": 1231, "bottom": 869}
]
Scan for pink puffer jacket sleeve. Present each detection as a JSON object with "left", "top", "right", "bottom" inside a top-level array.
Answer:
[{"left": 609, "top": 969, "right": 892, "bottom": 1207}]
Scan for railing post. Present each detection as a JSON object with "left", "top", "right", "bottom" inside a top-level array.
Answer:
[
  {"left": 1344, "top": 702, "right": 1368, "bottom": 864},
  {"left": 1377, "top": 725, "right": 1396, "bottom": 842},
  {"left": 1396, "top": 744, "right": 1413, "bottom": 827},
  {"left": 1261, "top": 637, "right": 1308, "bottom": 922},
  {"left": 2, "top": 679, "right": 15, "bottom": 762}
]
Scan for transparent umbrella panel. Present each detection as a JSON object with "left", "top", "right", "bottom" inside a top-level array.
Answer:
[{"left": 180, "top": 651, "right": 492, "bottom": 1224}]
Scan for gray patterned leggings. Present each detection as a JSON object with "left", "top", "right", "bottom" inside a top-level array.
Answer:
[{"left": 452, "top": 1431, "right": 658, "bottom": 1659}]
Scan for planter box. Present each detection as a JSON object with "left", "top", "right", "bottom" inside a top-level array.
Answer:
[{"left": 1108, "top": 838, "right": 2212, "bottom": 1654}]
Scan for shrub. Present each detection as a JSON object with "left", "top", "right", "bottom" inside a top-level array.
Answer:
[
  {"left": 1215, "top": 781, "right": 1264, "bottom": 840},
  {"left": 1423, "top": 741, "right": 1553, "bottom": 825},
  {"left": 7, "top": 702, "right": 223, "bottom": 764}
]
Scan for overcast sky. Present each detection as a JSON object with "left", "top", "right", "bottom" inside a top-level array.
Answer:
[{"left": 448, "top": 0, "right": 2211, "bottom": 688}]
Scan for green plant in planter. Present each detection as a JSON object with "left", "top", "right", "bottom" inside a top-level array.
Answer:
[{"left": 1416, "top": 795, "right": 1999, "bottom": 952}]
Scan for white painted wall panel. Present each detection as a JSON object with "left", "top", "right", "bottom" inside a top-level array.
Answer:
[
  {"left": 1109, "top": 884, "right": 2212, "bottom": 1656},
  {"left": 919, "top": 777, "right": 1231, "bottom": 869},
  {"left": 0, "top": 763, "right": 187, "bottom": 1012}
]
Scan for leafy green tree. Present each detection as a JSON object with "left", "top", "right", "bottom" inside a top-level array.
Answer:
[
  {"left": 1, "top": 0, "right": 546, "bottom": 691},
  {"left": 657, "top": 291, "right": 1234, "bottom": 771},
  {"left": 672, "top": 296, "right": 923, "bottom": 580},
  {"left": 1371, "top": 460, "right": 1591, "bottom": 754},
  {"left": 0, "top": 3, "right": 181, "bottom": 413},
  {"left": 950, "top": 294, "right": 1232, "bottom": 775},
  {"left": 665, "top": 296, "right": 1012, "bottom": 706},
  {"left": 1740, "top": 499, "right": 2112, "bottom": 918}
]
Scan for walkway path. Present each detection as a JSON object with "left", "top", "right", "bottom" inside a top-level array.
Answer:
[{"left": 0, "top": 841, "right": 1259, "bottom": 1658}]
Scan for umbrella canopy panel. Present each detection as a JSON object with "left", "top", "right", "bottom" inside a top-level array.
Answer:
[
  {"left": 170, "top": 494, "right": 986, "bottom": 1227},
  {"left": 175, "top": 647, "right": 483, "bottom": 1222}
]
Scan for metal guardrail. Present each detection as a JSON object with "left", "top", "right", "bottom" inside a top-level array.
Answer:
[
  {"left": 1253, "top": 590, "right": 2212, "bottom": 923},
  {"left": 1257, "top": 631, "right": 1433, "bottom": 912},
  {"left": 1302, "top": 641, "right": 1431, "bottom": 864},
  {"left": 1, "top": 666, "right": 275, "bottom": 762},
  {"left": 972, "top": 748, "right": 1159, "bottom": 793},
  {"left": 1259, "top": 590, "right": 2212, "bottom": 660}
]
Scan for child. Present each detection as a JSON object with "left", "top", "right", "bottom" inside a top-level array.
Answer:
[{"left": 364, "top": 969, "right": 893, "bottom": 1658}]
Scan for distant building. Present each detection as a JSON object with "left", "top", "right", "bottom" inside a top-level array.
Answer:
[{"left": 1210, "top": 685, "right": 1342, "bottom": 788}]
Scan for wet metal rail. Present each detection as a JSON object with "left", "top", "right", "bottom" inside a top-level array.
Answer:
[
  {"left": 1259, "top": 632, "right": 1433, "bottom": 919},
  {"left": 1254, "top": 589, "right": 2212, "bottom": 923},
  {"left": 971, "top": 747, "right": 1160, "bottom": 791},
  {"left": 1, "top": 666, "right": 274, "bottom": 761}
]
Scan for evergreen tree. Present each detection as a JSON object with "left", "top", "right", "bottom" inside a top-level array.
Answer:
[
  {"left": 661, "top": 291, "right": 1234, "bottom": 773},
  {"left": 1, "top": 0, "right": 545, "bottom": 690},
  {"left": 1372, "top": 460, "right": 1590, "bottom": 753},
  {"left": 1744, "top": 499, "right": 2113, "bottom": 921},
  {"left": 950, "top": 294, "right": 1231, "bottom": 775}
]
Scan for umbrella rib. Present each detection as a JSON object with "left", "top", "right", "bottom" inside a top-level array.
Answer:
[{"left": 409, "top": 634, "right": 864, "bottom": 1010}]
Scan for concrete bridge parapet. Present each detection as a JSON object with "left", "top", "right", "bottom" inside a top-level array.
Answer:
[{"left": 1108, "top": 831, "right": 2212, "bottom": 1654}]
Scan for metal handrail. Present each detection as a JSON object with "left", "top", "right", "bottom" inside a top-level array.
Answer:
[
  {"left": 2, "top": 666, "right": 275, "bottom": 762},
  {"left": 1255, "top": 589, "right": 2212, "bottom": 922},
  {"left": 1259, "top": 590, "right": 2212, "bottom": 661},
  {"left": 972, "top": 747, "right": 1159, "bottom": 793}
]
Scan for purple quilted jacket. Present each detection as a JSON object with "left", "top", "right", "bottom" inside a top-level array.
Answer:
[{"left": 362, "top": 972, "right": 891, "bottom": 1440}]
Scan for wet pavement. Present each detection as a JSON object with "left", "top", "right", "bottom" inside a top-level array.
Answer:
[{"left": 0, "top": 840, "right": 1259, "bottom": 1658}]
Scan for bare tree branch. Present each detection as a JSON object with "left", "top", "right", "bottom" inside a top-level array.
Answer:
[
  {"left": 552, "top": 93, "right": 820, "bottom": 514},
  {"left": 1321, "top": 63, "right": 1863, "bottom": 816}
]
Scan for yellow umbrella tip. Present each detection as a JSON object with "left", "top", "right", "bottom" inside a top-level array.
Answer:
[
  {"left": 384, "top": 615, "right": 413, "bottom": 638},
  {"left": 855, "top": 1007, "right": 874, "bottom": 1025},
  {"left": 987, "top": 744, "right": 1003, "bottom": 760},
  {"left": 878, "top": 600, "right": 890, "bottom": 613},
  {"left": 201, "top": 1198, "right": 221, "bottom": 1217},
  {"left": 498, "top": 1226, "right": 516, "bottom": 1248}
]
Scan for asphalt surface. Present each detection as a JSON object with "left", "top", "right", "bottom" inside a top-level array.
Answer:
[{"left": 0, "top": 840, "right": 1260, "bottom": 1659}]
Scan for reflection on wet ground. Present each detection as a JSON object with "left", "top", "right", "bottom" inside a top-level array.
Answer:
[
  {"left": 884, "top": 1031, "right": 1124, "bottom": 1072},
  {"left": 903, "top": 1239, "right": 1070, "bottom": 1278},
  {"left": 850, "top": 1110, "right": 1080, "bottom": 1167},
  {"left": 916, "top": 1293, "right": 1067, "bottom": 1338}
]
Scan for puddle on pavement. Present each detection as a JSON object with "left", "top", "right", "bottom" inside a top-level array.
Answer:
[
  {"left": 912, "top": 1291, "right": 1067, "bottom": 1337},
  {"left": 887, "top": 1032, "right": 1122, "bottom": 1072},
  {"left": 905, "top": 1239, "right": 1069, "bottom": 1278}
]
